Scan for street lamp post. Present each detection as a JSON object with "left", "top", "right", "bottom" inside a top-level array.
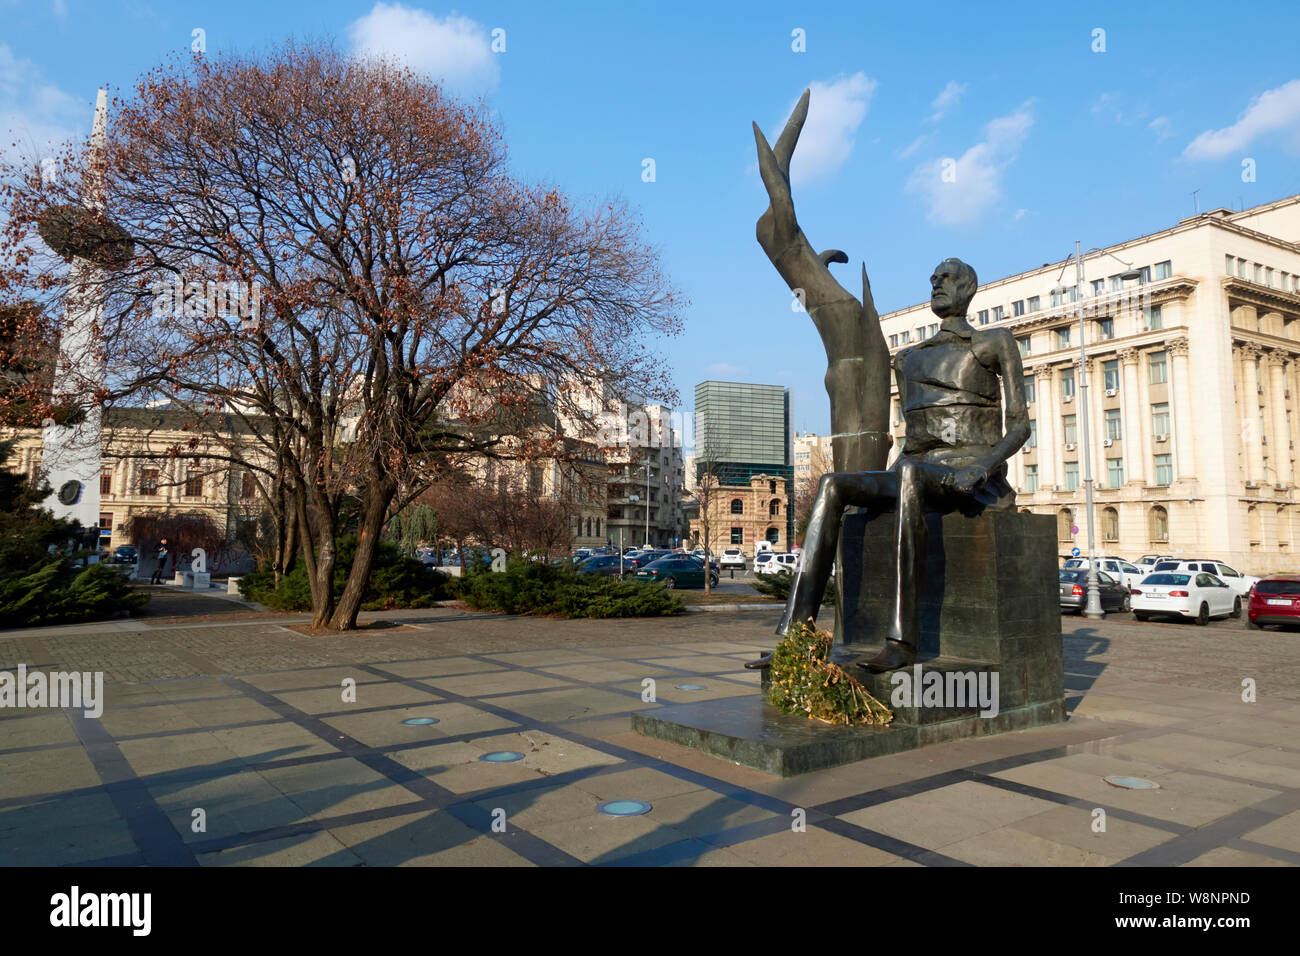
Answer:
[
  {"left": 644, "top": 462, "right": 651, "bottom": 547},
  {"left": 1061, "top": 242, "right": 1143, "bottom": 620}
]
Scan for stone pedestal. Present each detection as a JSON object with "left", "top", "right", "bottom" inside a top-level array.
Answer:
[
  {"left": 180, "top": 571, "right": 210, "bottom": 589},
  {"left": 633, "top": 509, "right": 1066, "bottom": 775},
  {"left": 227, "top": 577, "right": 242, "bottom": 595}
]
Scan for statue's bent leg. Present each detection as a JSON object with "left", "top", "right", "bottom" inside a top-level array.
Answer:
[
  {"left": 862, "top": 459, "right": 930, "bottom": 672},
  {"left": 776, "top": 470, "right": 898, "bottom": 636}
]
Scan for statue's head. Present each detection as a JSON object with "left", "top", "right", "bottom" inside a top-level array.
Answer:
[{"left": 930, "top": 258, "right": 977, "bottom": 318}]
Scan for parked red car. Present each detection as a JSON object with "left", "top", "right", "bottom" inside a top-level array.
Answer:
[{"left": 1247, "top": 575, "right": 1300, "bottom": 629}]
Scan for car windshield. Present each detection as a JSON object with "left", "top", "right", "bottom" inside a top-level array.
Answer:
[
  {"left": 1256, "top": 580, "right": 1300, "bottom": 595},
  {"left": 1153, "top": 562, "right": 1179, "bottom": 571},
  {"left": 1143, "top": 573, "right": 1190, "bottom": 585},
  {"left": 1063, "top": 559, "right": 1084, "bottom": 568},
  {"left": 756, "top": 553, "right": 772, "bottom": 562},
  {"left": 1059, "top": 570, "right": 1083, "bottom": 582}
]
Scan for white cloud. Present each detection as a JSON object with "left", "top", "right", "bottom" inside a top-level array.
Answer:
[
  {"left": 1183, "top": 79, "right": 1300, "bottom": 160},
  {"left": 348, "top": 3, "right": 499, "bottom": 95},
  {"left": 0, "top": 43, "right": 85, "bottom": 166},
  {"left": 1148, "top": 116, "right": 1172, "bottom": 142},
  {"left": 897, "top": 134, "right": 931, "bottom": 160},
  {"left": 782, "top": 72, "right": 877, "bottom": 186},
  {"left": 905, "top": 102, "right": 1034, "bottom": 227},
  {"left": 706, "top": 362, "right": 745, "bottom": 377},
  {"left": 928, "top": 80, "right": 966, "bottom": 122}
]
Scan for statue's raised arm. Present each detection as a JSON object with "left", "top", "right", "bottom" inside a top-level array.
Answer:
[{"left": 754, "top": 89, "right": 892, "bottom": 474}]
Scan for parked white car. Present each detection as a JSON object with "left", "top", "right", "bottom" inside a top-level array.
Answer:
[
  {"left": 719, "top": 548, "right": 747, "bottom": 570},
  {"left": 756, "top": 552, "right": 800, "bottom": 576},
  {"left": 1062, "top": 556, "right": 1145, "bottom": 589},
  {"left": 1131, "top": 570, "right": 1242, "bottom": 625},
  {"left": 1150, "top": 559, "right": 1258, "bottom": 597},
  {"left": 1135, "top": 554, "right": 1175, "bottom": 573}
]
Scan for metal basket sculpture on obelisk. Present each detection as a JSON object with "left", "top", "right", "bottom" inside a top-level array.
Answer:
[{"left": 753, "top": 90, "right": 1030, "bottom": 674}]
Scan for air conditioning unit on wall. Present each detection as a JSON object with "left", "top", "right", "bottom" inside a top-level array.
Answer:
[
  {"left": 1105, "top": 388, "right": 1118, "bottom": 397},
  {"left": 1103, "top": 439, "right": 1114, "bottom": 447},
  {"left": 1063, "top": 395, "right": 1074, "bottom": 403},
  {"left": 1064, "top": 443, "right": 1076, "bottom": 451}
]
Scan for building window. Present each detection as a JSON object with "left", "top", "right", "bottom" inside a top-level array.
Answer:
[
  {"left": 730, "top": 527, "right": 743, "bottom": 544},
  {"left": 1027, "top": 420, "right": 1038, "bottom": 448},
  {"left": 1109, "top": 274, "right": 1124, "bottom": 292},
  {"left": 1091, "top": 279, "right": 1105, "bottom": 296},
  {"left": 1154, "top": 453, "right": 1173, "bottom": 486},
  {"left": 766, "top": 527, "right": 779, "bottom": 544},
  {"left": 1064, "top": 461, "right": 1080, "bottom": 491},
  {"left": 1151, "top": 403, "right": 1170, "bottom": 437},
  {"left": 1061, "top": 368, "right": 1075, "bottom": 400},
  {"left": 1027, "top": 296, "right": 1040, "bottom": 312},
  {"left": 1058, "top": 508, "right": 1074, "bottom": 541},
  {"left": 889, "top": 334, "right": 899, "bottom": 347},
  {"left": 1017, "top": 336, "right": 1031, "bottom": 357},
  {"left": 1105, "top": 408, "right": 1122, "bottom": 440},
  {"left": 1024, "top": 375, "right": 1036, "bottom": 404},
  {"left": 1237, "top": 258, "right": 1247, "bottom": 278},
  {"left": 240, "top": 472, "right": 256, "bottom": 499},
  {"left": 1145, "top": 304, "right": 1162, "bottom": 330},
  {"left": 99, "top": 513, "right": 112, "bottom": 540},
  {"left": 1062, "top": 414, "right": 1078, "bottom": 445},
  {"left": 1103, "top": 359, "right": 1119, "bottom": 391},
  {"left": 1024, "top": 464, "right": 1038, "bottom": 493},
  {"left": 1102, "top": 507, "right": 1119, "bottom": 541},
  {"left": 1050, "top": 288, "right": 1063, "bottom": 308},
  {"left": 900, "top": 330, "right": 910, "bottom": 343},
  {"left": 1254, "top": 263, "right": 1264, "bottom": 283},
  {"left": 730, "top": 498, "right": 743, "bottom": 514},
  {"left": 992, "top": 306, "right": 1004, "bottom": 322},
  {"left": 1067, "top": 286, "right": 1078, "bottom": 303},
  {"left": 1097, "top": 318, "right": 1114, "bottom": 340},
  {"left": 769, "top": 479, "right": 777, "bottom": 493},
  {"left": 769, "top": 499, "right": 780, "bottom": 517},
  {"left": 1056, "top": 327, "right": 1071, "bottom": 349},
  {"left": 1154, "top": 260, "right": 1172, "bottom": 280},
  {"left": 978, "top": 309, "right": 989, "bottom": 325},
  {"left": 1149, "top": 505, "right": 1169, "bottom": 542},
  {"left": 184, "top": 471, "right": 203, "bottom": 498},
  {"left": 100, "top": 470, "right": 112, "bottom": 495},
  {"left": 1137, "top": 266, "right": 1151, "bottom": 284},
  {"left": 1013, "top": 300, "right": 1025, "bottom": 317},
  {"left": 595, "top": 518, "right": 601, "bottom": 538},
  {"left": 1149, "top": 350, "right": 1168, "bottom": 384},
  {"left": 1225, "top": 254, "right": 1235, "bottom": 276},
  {"left": 585, "top": 517, "right": 592, "bottom": 537},
  {"left": 1107, "top": 457, "right": 1124, "bottom": 487},
  {"left": 140, "top": 469, "right": 160, "bottom": 496}
]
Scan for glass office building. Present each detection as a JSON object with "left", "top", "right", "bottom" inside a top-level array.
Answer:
[{"left": 694, "top": 381, "right": 794, "bottom": 543}]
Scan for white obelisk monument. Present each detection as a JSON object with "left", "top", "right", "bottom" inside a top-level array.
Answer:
[{"left": 41, "top": 89, "right": 108, "bottom": 539}]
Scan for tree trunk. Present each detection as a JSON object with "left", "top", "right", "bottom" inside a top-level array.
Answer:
[{"left": 329, "top": 474, "right": 397, "bottom": 631}]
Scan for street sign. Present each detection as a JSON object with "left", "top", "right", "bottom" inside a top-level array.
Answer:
[
  {"left": 1071, "top": 547, "right": 1080, "bottom": 557},
  {"left": 1070, "top": 525, "right": 1079, "bottom": 535}
]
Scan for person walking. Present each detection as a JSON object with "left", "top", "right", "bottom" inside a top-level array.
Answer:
[{"left": 150, "top": 538, "right": 170, "bottom": 585}]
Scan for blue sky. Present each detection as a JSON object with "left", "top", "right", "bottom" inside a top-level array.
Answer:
[{"left": 4, "top": 0, "right": 1300, "bottom": 436}]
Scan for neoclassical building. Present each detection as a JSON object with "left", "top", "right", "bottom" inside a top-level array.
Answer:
[
  {"left": 688, "top": 472, "right": 791, "bottom": 556},
  {"left": 879, "top": 193, "right": 1300, "bottom": 575}
]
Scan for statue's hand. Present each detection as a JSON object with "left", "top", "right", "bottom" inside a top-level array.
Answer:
[
  {"left": 754, "top": 89, "right": 810, "bottom": 244},
  {"left": 942, "top": 465, "right": 988, "bottom": 495}
]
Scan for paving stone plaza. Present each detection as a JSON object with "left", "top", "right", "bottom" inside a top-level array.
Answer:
[{"left": 2, "top": 596, "right": 1298, "bottom": 867}]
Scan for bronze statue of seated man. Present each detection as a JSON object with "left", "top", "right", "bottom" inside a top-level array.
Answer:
[{"left": 776, "top": 258, "right": 1030, "bottom": 673}]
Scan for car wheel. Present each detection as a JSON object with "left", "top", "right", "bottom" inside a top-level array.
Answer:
[
  {"left": 1196, "top": 602, "right": 1209, "bottom": 626},
  {"left": 1134, "top": 612, "right": 1149, "bottom": 622},
  {"left": 663, "top": 577, "right": 676, "bottom": 589},
  {"left": 710, "top": 574, "right": 719, "bottom": 587},
  {"left": 1121, "top": 595, "right": 1131, "bottom": 613},
  {"left": 1231, "top": 597, "right": 1242, "bottom": 619}
]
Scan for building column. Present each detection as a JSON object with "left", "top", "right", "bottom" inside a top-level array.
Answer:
[
  {"left": 1084, "top": 357, "right": 1106, "bottom": 488},
  {"left": 1267, "top": 350, "right": 1293, "bottom": 487},
  {"left": 1119, "top": 348, "right": 1145, "bottom": 484},
  {"left": 1037, "top": 365, "right": 1058, "bottom": 490},
  {"left": 1168, "top": 338, "right": 1194, "bottom": 481},
  {"left": 1237, "top": 344, "right": 1265, "bottom": 485}
]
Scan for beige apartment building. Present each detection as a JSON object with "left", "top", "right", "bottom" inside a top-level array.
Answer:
[
  {"left": 793, "top": 431, "right": 834, "bottom": 489},
  {"left": 879, "top": 193, "right": 1300, "bottom": 575},
  {"left": 687, "top": 472, "right": 791, "bottom": 555}
]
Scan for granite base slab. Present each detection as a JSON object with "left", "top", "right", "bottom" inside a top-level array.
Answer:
[{"left": 631, "top": 694, "right": 1067, "bottom": 777}]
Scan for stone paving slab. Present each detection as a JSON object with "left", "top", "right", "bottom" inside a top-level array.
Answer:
[{"left": 0, "top": 606, "right": 1298, "bottom": 866}]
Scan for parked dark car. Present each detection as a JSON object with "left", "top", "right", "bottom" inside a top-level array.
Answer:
[
  {"left": 688, "top": 553, "right": 719, "bottom": 572},
  {"left": 1247, "top": 575, "right": 1300, "bottom": 629},
  {"left": 635, "top": 555, "right": 719, "bottom": 589},
  {"left": 113, "top": 545, "right": 138, "bottom": 565},
  {"left": 1059, "top": 569, "right": 1131, "bottom": 614},
  {"left": 575, "top": 554, "right": 628, "bottom": 579}
]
